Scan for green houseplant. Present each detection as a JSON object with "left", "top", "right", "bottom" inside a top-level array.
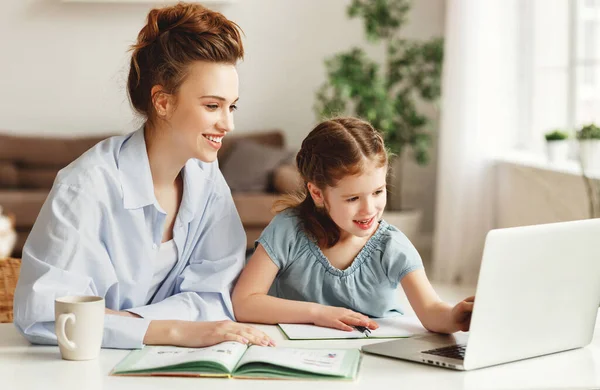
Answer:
[
  {"left": 544, "top": 129, "right": 569, "bottom": 141},
  {"left": 314, "top": 0, "right": 443, "bottom": 211},
  {"left": 577, "top": 123, "right": 600, "bottom": 140},
  {"left": 577, "top": 123, "right": 600, "bottom": 218},
  {"left": 544, "top": 129, "right": 570, "bottom": 163}
]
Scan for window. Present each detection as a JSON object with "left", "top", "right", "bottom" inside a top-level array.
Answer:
[
  {"left": 517, "top": 0, "right": 600, "bottom": 155},
  {"left": 577, "top": 0, "right": 600, "bottom": 125}
]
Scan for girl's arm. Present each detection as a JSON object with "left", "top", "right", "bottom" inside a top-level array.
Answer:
[
  {"left": 232, "top": 244, "right": 376, "bottom": 331},
  {"left": 401, "top": 269, "right": 474, "bottom": 334}
]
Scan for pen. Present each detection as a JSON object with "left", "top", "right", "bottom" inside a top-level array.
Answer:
[{"left": 354, "top": 325, "right": 371, "bottom": 337}]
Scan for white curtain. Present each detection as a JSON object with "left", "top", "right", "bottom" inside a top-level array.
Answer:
[{"left": 432, "top": 0, "right": 521, "bottom": 285}]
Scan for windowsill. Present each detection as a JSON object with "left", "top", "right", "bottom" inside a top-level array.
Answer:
[{"left": 494, "top": 151, "right": 600, "bottom": 180}]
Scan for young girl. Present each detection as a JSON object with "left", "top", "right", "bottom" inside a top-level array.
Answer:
[
  {"left": 14, "top": 3, "right": 273, "bottom": 349},
  {"left": 232, "top": 117, "right": 474, "bottom": 334}
]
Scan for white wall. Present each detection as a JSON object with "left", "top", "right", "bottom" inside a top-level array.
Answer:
[
  {"left": 0, "top": 0, "right": 444, "bottom": 142},
  {"left": 0, "top": 0, "right": 444, "bottom": 247}
]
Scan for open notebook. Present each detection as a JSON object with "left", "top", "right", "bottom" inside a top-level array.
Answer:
[
  {"left": 111, "top": 341, "right": 361, "bottom": 380},
  {"left": 279, "top": 316, "right": 428, "bottom": 340}
]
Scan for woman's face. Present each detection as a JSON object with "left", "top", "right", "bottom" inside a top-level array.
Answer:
[{"left": 162, "top": 61, "right": 239, "bottom": 163}]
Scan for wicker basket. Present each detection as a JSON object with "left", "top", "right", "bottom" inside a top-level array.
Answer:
[{"left": 0, "top": 257, "right": 21, "bottom": 323}]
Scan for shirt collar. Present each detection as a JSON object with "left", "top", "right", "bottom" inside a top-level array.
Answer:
[
  {"left": 178, "top": 159, "right": 207, "bottom": 224},
  {"left": 118, "top": 127, "right": 156, "bottom": 210},
  {"left": 118, "top": 127, "right": 209, "bottom": 221}
]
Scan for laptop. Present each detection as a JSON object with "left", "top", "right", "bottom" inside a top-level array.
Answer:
[{"left": 362, "top": 219, "right": 600, "bottom": 370}]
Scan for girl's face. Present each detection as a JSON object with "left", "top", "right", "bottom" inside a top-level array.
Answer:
[
  {"left": 159, "top": 61, "right": 239, "bottom": 163},
  {"left": 311, "top": 160, "right": 388, "bottom": 241}
]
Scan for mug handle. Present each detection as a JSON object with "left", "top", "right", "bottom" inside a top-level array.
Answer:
[{"left": 56, "top": 313, "right": 77, "bottom": 351}]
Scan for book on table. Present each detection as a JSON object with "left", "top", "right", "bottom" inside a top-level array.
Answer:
[
  {"left": 111, "top": 341, "right": 361, "bottom": 380},
  {"left": 278, "top": 316, "right": 428, "bottom": 340}
]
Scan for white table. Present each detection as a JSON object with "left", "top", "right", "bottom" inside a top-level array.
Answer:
[{"left": 1, "top": 314, "right": 599, "bottom": 390}]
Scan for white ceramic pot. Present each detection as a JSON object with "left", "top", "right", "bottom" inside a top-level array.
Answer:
[
  {"left": 578, "top": 140, "right": 600, "bottom": 173},
  {"left": 546, "top": 140, "right": 570, "bottom": 163}
]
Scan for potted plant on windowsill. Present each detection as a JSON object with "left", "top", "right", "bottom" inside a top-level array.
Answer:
[
  {"left": 577, "top": 123, "right": 600, "bottom": 174},
  {"left": 576, "top": 123, "right": 600, "bottom": 218},
  {"left": 544, "top": 129, "right": 570, "bottom": 163},
  {"left": 314, "top": 0, "right": 443, "bottom": 241}
]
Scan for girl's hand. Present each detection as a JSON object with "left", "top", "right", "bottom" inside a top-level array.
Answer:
[
  {"left": 450, "top": 296, "right": 475, "bottom": 332},
  {"left": 311, "top": 305, "right": 379, "bottom": 332},
  {"left": 174, "top": 320, "right": 276, "bottom": 348}
]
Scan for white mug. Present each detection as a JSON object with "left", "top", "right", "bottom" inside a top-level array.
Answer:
[{"left": 54, "top": 296, "right": 105, "bottom": 361}]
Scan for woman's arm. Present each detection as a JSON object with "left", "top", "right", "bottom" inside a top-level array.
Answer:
[
  {"left": 106, "top": 309, "right": 272, "bottom": 346},
  {"left": 232, "top": 244, "right": 376, "bottom": 331},
  {"left": 401, "top": 269, "right": 474, "bottom": 334},
  {"left": 143, "top": 319, "right": 273, "bottom": 347},
  {"left": 13, "top": 183, "right": 155, "bottom": 349},
  {"left": 14, "top": 180, "right": 274, "bottom": 349}
]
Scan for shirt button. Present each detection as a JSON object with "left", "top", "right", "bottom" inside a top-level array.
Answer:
[{"left": 152, "top": 243, "right": 158, "bottom": 250}]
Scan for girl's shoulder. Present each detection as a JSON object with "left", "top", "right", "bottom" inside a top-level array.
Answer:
[
  {"left": 373, "top": 220, "right": 419, "bottom": 255},
  {"left": 269, "top": 208, "right": 304, "bottom": 233},
  {"left": 369, "top": 220, "right": 423, "bottom": 282},
  {"left": 257, "top": 208, "right": 311, "bottom": 268},
  {"left": 259, "top": 208, "right": 309, "bottom": 252}
]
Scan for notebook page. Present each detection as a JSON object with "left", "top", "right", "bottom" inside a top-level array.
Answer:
[
  {"left": 279, "top": 316, "right": 427, "bottom": 340},
  {"left": 371, "top": 316, "right": 428, "bottom": 337},
  {"left": 127, "top": 342, "right": 247, "bottom": 372},
  {"left": 236, "top": 346, "right": 350, "bottom": 376},
  {"left": 279, "top": 324, "right": 366, "bottom": 339}
]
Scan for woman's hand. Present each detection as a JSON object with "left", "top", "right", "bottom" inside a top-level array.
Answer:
[
  {"left": 169, "top": 320, "right": 276, "bottom": 348},
  {"left": 449, "top": 296, "right": 475, "bottom": 332},
  {"left": 310, "top": 305, "right": 379, "bottom": 332}
]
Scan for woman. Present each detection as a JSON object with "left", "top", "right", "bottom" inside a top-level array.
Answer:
[{"left": 14, "top": 2, "right": 273, "bottom": 349}]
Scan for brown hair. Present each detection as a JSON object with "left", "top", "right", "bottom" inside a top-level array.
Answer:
[
  {"left": 128, "top": 2, "right": 244, "bottom": 123},
  {"left": 276, "top": 117, "right": 388, "bottom": 248}
]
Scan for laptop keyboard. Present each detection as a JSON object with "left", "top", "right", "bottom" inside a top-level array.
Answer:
[{"left": 422, "top": 344, "right": 466, "bottom": 360}]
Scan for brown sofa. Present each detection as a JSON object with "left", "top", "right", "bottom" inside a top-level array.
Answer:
[{"left": 0, "top": 130, "right": 301, "bottom": 256}]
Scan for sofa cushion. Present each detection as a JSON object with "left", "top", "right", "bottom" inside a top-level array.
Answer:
[
  {"left": 0, "top": 164, "right": 59, "bottom": 190},
  {"left": 0, "top": 162, "right": 18, "bottom": 188},
  {"left": 0, "top": 133, "right": 109, "bottom": 167},
  {"left": 232, "top": 193, "right": 280, "bottom": 226},
  {"left": 18, "top": 167, "right": 59, "bottom": 189},
  {"left": 218, "top": 130, "right": 284, "bottom": 165},
  {"left": 221, "top": 140, "right": 291, "bottom": 192},
  {"left": 272, "top": 164, "right": 303, "bottom": 195}
]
